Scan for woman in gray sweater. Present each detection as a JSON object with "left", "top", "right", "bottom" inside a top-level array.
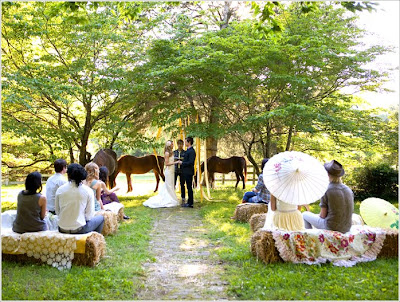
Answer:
[{"left": 13, "top": 172, "right": 47, "bottom": 233}]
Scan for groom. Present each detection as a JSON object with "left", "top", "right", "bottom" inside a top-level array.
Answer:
[{"left": 179, "top": 137, "right": 196, "bottom": 208}]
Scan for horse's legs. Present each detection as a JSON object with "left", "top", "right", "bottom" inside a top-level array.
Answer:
[
  {"left": 234, "top": 171, "right": 240, "bottom": 190},
  {"left": 154, "top": 171, "right": 160, "bottom": 192},
  {"left": 109, "top": 172, "right": 118, "bottom": 189},
  {"left": 240, "top": 172, "right": 245, "bottom": 189},
  {"left": 126, "top": 173, "right": 132, "bottom": 193},
  {"left": 211, "top": 173, "right": 215, "bottom": 189}
]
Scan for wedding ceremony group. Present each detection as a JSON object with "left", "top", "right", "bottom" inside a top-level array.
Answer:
[{"left": 2, "top": 1, "right": 398, "bottom": 301}]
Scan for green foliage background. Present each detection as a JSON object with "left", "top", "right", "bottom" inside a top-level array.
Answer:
[{"left": 1, "top": 1, "right": 398, "bottom": 195}]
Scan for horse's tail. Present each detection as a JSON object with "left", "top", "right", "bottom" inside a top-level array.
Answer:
[
  {"left": 243, "top": 157, "right": 247, "bottom": 182},
  {"left": 158, "top": 156, "right": 165, "bottom": 172},
  {"left": 156, "top": 156, "right": 165, "bottom": 181}
]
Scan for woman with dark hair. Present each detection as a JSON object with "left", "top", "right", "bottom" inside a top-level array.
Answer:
[
  {"left": 55, "top": 163, "right": 104, "bottom": 234},
  {"left": 98, "top": 167, "right": 129, "bottom": 219},
  {"left": 12, "top": 172, "right": 47, "bottom": 233},
  {"left": 98, "top": 166, "right": 120, "bottom": 205},
  {"left": 241, "top": 158, "right": 270, "bottom": 204}
]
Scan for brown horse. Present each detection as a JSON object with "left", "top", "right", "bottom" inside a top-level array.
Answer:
[
  {"left": 92, "top": 149, "right": 118, "bottom": 188},
  {"left": 114, "top": 154, "right": 165, "bottom": 192},
  {"left": 196, "top": 156, "right": 247, "bottom": 189}
]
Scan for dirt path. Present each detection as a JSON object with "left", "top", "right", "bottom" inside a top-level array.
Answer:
[{"left": 136, "top": 206, "right": 229, "bottom": 300}]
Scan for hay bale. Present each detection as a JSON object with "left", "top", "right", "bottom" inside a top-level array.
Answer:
[
  {"left": 2, "top": 233, "right": 106, "bottom": 267},
  {"left": 233, "top": 203, "right": 268, "bottom": 223},
  {"left": 250, "top": 213, "right": 267, "bottom": 232},
  {"left": 95, "top": 210, "right": 118, "bottom": 236},
  {"left": 250, "top": 230, "right": 282, "bottom": 264},
  {"left": 73, "top": 232, "right": 106, "bottom": 267},
  {"left": 377, "top": 229, "right": 398, "bottom": 259},
  {"left": 117, "top": 207, "right": 124, "bottom": 222},
  {"left": 251, "top": 229, "right": 399, "bottom": 264}
]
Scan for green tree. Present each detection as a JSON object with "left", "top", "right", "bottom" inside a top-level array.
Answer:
[
  {"left": 2, "top": 2, "right": 153, "bottom": 166},
  {"left": 143, "top": 2, "right": 393, "bottom": 174}
]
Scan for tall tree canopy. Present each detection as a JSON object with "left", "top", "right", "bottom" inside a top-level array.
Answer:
[
  {"left": 141, "top": 2, "right": 393, "bottom": 172},
  {"left": 1, "top": 1, "right": 397, "bottom": 177}
]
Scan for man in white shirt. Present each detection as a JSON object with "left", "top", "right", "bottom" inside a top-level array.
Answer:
[
  {"left": 46, "top": 159, "right": 67, "bottom": 214},
  {"left": 55, "top": 163, "right": 104, "bottom": 234}
]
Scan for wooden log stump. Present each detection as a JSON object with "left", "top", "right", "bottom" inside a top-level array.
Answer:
[{"left": 233, "top": 203, "right": 268, "bottom": 223}]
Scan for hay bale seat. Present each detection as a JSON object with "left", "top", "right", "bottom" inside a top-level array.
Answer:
[
  {"left": 233, "top": 203, "right": 268, "bottom": 223},
  {"left": 2, "top": 231, "right": 106, "bottom": 267},
  {"left": 117, "top": 207, "right": 124, "bottom": 222},
  {"left": 103, "top": 202, "right": 125, "bottom": 223},
  {"left": 251, "top": 229, "right": 398, "bottom": 264},
  {"left": 250, "top": 213, "right": 267, "bottom": 232},
  {"left": 249, "top": 213, "right": 367, "bottom": 234},
  {"left": 95, "top": 210, "right": 119, "bottom": 236}
]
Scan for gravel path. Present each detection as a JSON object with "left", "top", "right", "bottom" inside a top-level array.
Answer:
[{"left": 136, "top": 206, "right": 229, "bottom": 300}]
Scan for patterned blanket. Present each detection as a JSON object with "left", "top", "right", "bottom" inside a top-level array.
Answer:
[{"left": 272, "top": 225, "right": 386, "bottom": 267}]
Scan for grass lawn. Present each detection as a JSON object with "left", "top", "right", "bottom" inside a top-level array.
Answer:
[
  {"left": 195, "top": 186, "right": 399, "bottom": 300},
  {"left": 1, "top": 183, "right": 398, "bottom": 300},
  {"left": 2, "top": 190, "right": 157, "bottom": 300}
]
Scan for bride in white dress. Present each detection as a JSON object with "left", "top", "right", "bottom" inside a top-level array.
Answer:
[{"left": 143, "top": 140, "right": 180, "bottom": 208}]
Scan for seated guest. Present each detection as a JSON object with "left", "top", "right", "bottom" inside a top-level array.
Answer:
[
  {"left": 98, "top": 167, "right": 129, "bottom": 220},
  {"left": 302, "top": 160, "right": 354, "bottom": 233},
  {"left": 46, "top": 159, "right": 67, "bottom": 214},
  {"left": 263, "top": 194, "right": 305, "bottom": 231},
  {"left": 98, "top": 166, "right": 120, "bottom": 206},
  {"left": 242, "top": 158, "right": 270, "bottom": 204},
  {"left": 13, "top": 172, "right": 47, "bottom": 233},
  {"left": 55, "top": 163, "right": 104, "bottom": 234},
  {"left": 84, "top": 162, "right": 104, "bottom": 211}
]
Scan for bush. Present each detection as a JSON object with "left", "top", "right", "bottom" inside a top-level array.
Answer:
[{"left": 352, "top": 163, "right": 398, "bottom": 202}]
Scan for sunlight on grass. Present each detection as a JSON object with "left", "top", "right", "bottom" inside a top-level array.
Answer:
[
  {"left": 196, "top": 188, "right": 399, "bottom": 300},
  {"left": 178, "top": 264, "right": 208, "bottom": 277},
  {"left": 2, "top": 194, "right": 155, "bottom": 300},
  {"left": 180, "top": 237, "right": 208, "bottom": 250}
]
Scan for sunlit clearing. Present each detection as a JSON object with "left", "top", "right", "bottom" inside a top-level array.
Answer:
[
  {"left": 178, "top": 264, "right": 208, "bottom": 277},
  {"left": 180, "top": 237, "right": 208, "bottom": 250}
]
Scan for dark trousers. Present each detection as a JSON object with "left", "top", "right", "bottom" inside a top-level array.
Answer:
[
  {"left": 183, "top": 173, "right": 194, "bottom": 205},
  {"left": 174, "top": 172, "right": 185, "bottom": 200}
]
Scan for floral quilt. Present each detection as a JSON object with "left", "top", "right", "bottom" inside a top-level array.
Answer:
[{"left": 272, "top": 225, "right": 386, "bottom": 267}]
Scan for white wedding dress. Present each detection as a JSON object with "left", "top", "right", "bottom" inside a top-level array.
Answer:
[{"left": 143, "top": 158, "right": 179, "bottom": 208}]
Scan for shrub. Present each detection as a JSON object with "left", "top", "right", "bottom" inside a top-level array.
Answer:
[{"left": 352, "top": 163, "right": 398, "bottom": 202}]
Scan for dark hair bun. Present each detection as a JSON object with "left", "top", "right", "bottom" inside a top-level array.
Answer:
[{"left": 67, "top": 163, "right": 87, "bottom": 185}]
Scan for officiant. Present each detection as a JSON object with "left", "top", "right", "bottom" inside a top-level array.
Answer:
[{"left": 173, "top": 139, "right": 186, "bottom": 205}]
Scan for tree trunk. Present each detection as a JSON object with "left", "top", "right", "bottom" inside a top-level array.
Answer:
[
  {"left": 220, "top": 1, "right": 232, "bottom": 29},
  {"left": 242, "top": 135, "right": 260, "bottom": 175},
  {"left": 206, "top": 97, "right": 219, "bottom": 158},
  {"left": 79, "top": 108, "right": 92, "bottom": 166},
  {"left": 204, "top": 2, "right": 234, "bottom": 158},
  {"left": 265, "top": 121, "right": 272, "bottom": 158},
  {"left": 206, "top": 137, "right": 218, "bottom": 159},
  {"left": 286, "top": 125, "right": 294, "bottom": 151},
  {"left": 78, "top": 143, "right": 89, "bottom": 166},
  {"left": 69, "top": 146, "right": 75, "bottom": 164}
]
